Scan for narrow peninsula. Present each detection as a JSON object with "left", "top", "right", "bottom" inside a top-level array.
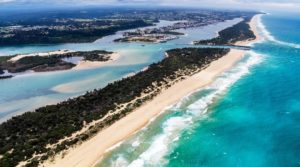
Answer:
[{"left": 0, "top": 13, "right": 259, "bottom": 167}]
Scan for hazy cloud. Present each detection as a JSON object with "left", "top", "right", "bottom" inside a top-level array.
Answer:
[
  {"left": 1, "top": 0, "right": 300, "bottom": 11},
  {"left": 0, "top": 0, "right": 14, "bottom": 3}
]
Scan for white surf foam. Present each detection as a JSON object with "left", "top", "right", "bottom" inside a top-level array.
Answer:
[
  {"left": 127, "top": 116, "right": 192, "bottom": 167},
  {"left": 105, "top": 141, "right": 124, "bottom": 153},
  {"left": 257, "top": 15, "right": 300, "bottom": 49},
  {"left": 109, "top": 51, "right": 263, "bottom": 167},
  {"left": 187, "top": 51, "right": 262, "bottom": 116},
  {"left": 113, "top": 156, "right": 129, "bottom": 167},
  {"left": 131, "top": 138, "right": 141, "bottom": 148}
]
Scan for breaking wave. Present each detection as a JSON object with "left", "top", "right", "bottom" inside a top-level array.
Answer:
[
  {"left": 258, "top": 15, "right": 300, "bottom": 49},
  {"left": 105, "top": 51, "right": 263, "bottom": 167}
]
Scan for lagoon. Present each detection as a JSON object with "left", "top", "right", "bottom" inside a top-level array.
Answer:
[{"left": 0, "top": 19, "right": 242, "bottom": 122}]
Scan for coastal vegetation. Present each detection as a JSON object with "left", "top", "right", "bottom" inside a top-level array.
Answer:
[
  {"left": 0, "top": 75, "right": 12, "bottom": 80},
  {"left": 0, "top": 50, "right": 114, "bottom": 76},
  {"left": 164, "top": 31, "right": 185, "bottom": 35},
  {"left": 70, "top": 50, "right": 113, "bottom": 62},
  {"left": 193, "top": 16, "right": 256, "bottom": 45},
  {"left": 0, "top": 47, "right": 229, "bottom": 167},
  {"left": 114, "top": 35, "right": 179, "bottom": 43},
  {"left": 0, "top": 8, "right": 257, "bottom": 46},
  {"left": 0, "top": 20, "right": 152, "bottom": 45},
  {"left": 1, "top": 56, "right": 75, "bottom": 73},
  {"left": 0, "top": 12, "right": 257, "bottom": 166},
  {"left": 114, "top": 12, "right": 257, "bottom": 44},
  {"left": 0, "top": 56, "right": 14, "bottom": 63},
  {"left": 114, "top": 24, "right": 185, "bottom": 43}
]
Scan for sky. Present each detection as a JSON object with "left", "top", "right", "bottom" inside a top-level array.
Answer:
[{"left": 0, "top": 0, "right": 299, "bottom": 12}]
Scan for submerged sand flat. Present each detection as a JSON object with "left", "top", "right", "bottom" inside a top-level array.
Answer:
[
  {"left": 72, "top": 53, "right": 121, "bottom": 70},
  {"left": 42, "top": 15, "right": 261, "bottom": 167}
]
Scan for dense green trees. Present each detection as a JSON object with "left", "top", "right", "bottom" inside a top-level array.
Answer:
[
  {"left": 0, "top": 13, "right": 257, "bottom": 167},
  {"left": 0, "top": 20, "right": 152, "bottom": 45},
  {"left": 76, "top": 50, "right": 113, "bottom": 61},
  {"left": 0, "top": 50, "right": 113, "bottom": 74},
  {"left": 0, "top": 55, "right": 74, "bottom": 73},
  {"left": 0, "top": 48, "right": 229, "bottom": 167},
  {"left": 194, "top": 16, "right": 256, "bottom": 45}
]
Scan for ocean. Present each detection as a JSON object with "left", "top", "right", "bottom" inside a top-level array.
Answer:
[
  {"left": 98, "top": 12, "right": 300, "bottom": 166},
  {"left": 0, "top": 19, "right": 242, "bottom": 122}
]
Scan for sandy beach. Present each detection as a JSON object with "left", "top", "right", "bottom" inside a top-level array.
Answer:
[
  {"left": 9, "top": 50, "right": 72, "bottom": 62},
  {"left": 50, "top": 53, "right": 120, "bottom": 93},
  {"left": 72, "top": 53, "right": 121, "bottom": 70},
  {"left": 43, "top": 15, "right": 260, "bottom": 167},
  {"left": 9, "top": 50, "right": 120, "bottom": 71},
  {"left": 236, "top": 14, "right": 262, "bottom": 46}
]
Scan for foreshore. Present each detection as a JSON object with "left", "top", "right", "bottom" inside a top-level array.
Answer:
[
  {"left": 49, "top": 53, "right": 120, "bottom": 93},
  {"left": 2, "top": 51, "right": 121, "bottom": 81},
  {"left": 236, "top": 14, "right": 261, "bottom": 46},
  {"left": 72, "top": 53, "right": 120, "bottom": 70},
  {"left": 43, "top": 15, "right": 260, "bottom": 167},
  {"left": 9, "top": 50, "right": 72, "bottom": 62}
]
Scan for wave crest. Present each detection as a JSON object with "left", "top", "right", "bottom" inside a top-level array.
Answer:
[
  {"left": 107, "top": 51, "right": 263, "bottom": 167},
  {"left": 258, "top": 15, "right": 300, "bottom": 49}
]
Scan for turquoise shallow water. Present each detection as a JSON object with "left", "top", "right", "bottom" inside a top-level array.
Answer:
[
  {"left": 99, "top": 13, "right": 300, "bottom": 167},
  {"left": 0, "top": 19, "right": 241, "bottom": 122}
]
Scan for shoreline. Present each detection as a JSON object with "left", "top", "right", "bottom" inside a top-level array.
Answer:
[
  {"left": 236, "top": 14, "right": 262, "bottom": 46},
  {"left": 43, "top": 15, "right": 261, "bottom": 167},
  {"left": 2, "top": 51, "right": 121, "bottom": 80},
  {"left": 8, "top": 50, "right": 73, "bottom": 62},
  {"left": 51, "top": 53, "right": 121, "bottom": 93},
  {"left": 72, "top": 53, "right": 121, "bottom": 70}
]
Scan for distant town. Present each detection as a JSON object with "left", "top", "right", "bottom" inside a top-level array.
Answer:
[
  {"left": 0, "top": 8, "right": 254, "bottom": 45},
  {"left": 0, "top": 6, "right": 262, "bottom": 167}
]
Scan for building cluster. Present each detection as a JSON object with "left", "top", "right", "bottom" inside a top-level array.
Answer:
[
  {"left": 0, "top": 10, "right": 244, "bottom": 41},
  {"left": 0, "top": 19, "right": 118, "bottom": 38},
  {"left": 120, "top": 15, "right": 226, "bottom": 43}
]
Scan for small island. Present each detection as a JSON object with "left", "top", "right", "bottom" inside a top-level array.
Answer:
[
  {"left": 0, "top": 11, "right": 258, "bottom": 167},
  {"left": 0, "top": 50, "right": 115, "bottom": 79},
  {"left": 114, "top": 34, "right": 180, "bottom": 43},
  {"left": 114, "top": 28, "right": 185, "bottom": 43},
  {"left": 0, "top": 47, "right": 230, "bottom": 167}
]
